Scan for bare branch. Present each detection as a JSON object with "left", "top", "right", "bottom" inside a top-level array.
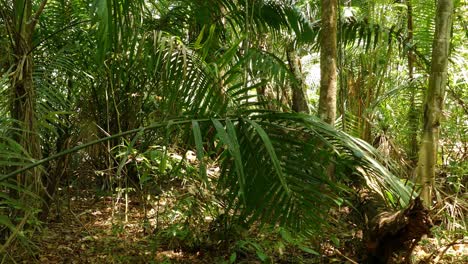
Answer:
[{"left": 28, "top": 0, "right": 48, "bottom": 29}]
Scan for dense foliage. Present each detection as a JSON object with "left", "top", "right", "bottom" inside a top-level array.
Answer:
[{"left": 0, "top": 0, "right": 466, "bottom": 263}]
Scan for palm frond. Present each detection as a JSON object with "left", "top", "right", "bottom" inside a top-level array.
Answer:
[
  {"left": 412, "top": 0, "right": 436, "bottom": 58},
  {"left": 1, "top": 111, "right": 413, "bottom": 237}
]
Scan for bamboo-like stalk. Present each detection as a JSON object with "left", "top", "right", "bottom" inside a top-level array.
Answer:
[
  {"left": 407, "top": 0, "right": 420, "bottom": 166},
  {"left": 416, "top": 0, "right": 453, "bottom": 207}
]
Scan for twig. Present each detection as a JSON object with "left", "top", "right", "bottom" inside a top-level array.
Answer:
[
  {"left": 69, "top": 207, "right": 92, "bottom": 236},
  {"left": 1, "top": 249, "right": 19, "bottom": 264},
  {"left": 28, "top": 0, "right": 48, "bottom": 29},
  {"left": 423, "top": 239, "right": 467, "bottom": 263},
  {"left": 334, "top": 248, "right": 359, "bottom": 264},
  {"left": 0, "top": 211, "right": 31, "bottom": 254}
]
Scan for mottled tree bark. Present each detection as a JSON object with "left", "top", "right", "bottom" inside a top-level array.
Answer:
[
  {"left": 318, "top": 0, "right": 338, "bottom": 125},
  {"left": 416, "top": 0, "right": 453, "bottom": 207},
  {"left": 361, "top": 195, "right": 433, "bottom": 264},
  {"left": 286, "top": 45, "right": 309, "bottom": 113}
]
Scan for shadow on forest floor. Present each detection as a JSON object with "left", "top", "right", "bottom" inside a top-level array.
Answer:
[
  {"left": 15, "top": 189, "right": 220, "bottom": 263},
  {"left": 11, "top": 187, "right": 468, "bottom": 264}
]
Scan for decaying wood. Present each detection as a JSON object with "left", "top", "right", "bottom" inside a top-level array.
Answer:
[{"left": 362, "top": 196, "right": 433, "bottom": 263}]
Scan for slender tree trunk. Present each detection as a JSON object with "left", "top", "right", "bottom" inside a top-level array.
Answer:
[
  {"left": 286, "top": 45, "right": 309, "bottom": 113},
  {"left": 318, "top": 0, "right": 338, "bottom": 124},
  {"left": 407, "top": 0, "right": 419, "bottom": 167},
  {"left": 416, "top": 0, "right": 453, "bottom": 207}
]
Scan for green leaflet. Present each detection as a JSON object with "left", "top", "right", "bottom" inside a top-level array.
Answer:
[
  {"left": 244, "top": 118, "right": 291, "bottom": 196},
  {"left": 192, "top": 120, "right": 208, "bottom": 184}
]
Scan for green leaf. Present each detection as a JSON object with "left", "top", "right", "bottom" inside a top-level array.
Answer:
[
  {"left": 229, "top": 252, "right": 237, "bottom": 264},
  {"left": 256, "top": 250, "right": 268, "bottom": 262},
  {"left": 192, "top": 120, "right": 208, "bottom": 183},
  {"left": 279, "top": 228, "right": 295, "bottom": 244},
  {"left": 0, "top": 215, "right": 16, "bottom": 232},
  {"left": 298, "top": 245, "right": 320, "bottom": 256},
  {"left": 194, "top": 25, "right": 206, "bottom": 48},
  {"left": 331, "top": 236, "right": 340, "bottom": 247},
  {"left": 140, "top": 171, "right": 150, "bottom": 185},
  {"left": 244, "top": 118, "right": 290, "bottom": 195},
  {"left": 212, "top": 118, "right": 246, "bottom": 203}
]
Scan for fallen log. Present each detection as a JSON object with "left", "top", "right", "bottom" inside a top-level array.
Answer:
[{"left": 362, "top": 196, "right": 434, "bottom": 263}]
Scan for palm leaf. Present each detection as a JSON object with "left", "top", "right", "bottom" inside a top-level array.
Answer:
[{"left": 1, "top": 111, "right": 412, "bottom": 233}]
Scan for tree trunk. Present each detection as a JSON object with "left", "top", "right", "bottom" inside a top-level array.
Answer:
[
  {"left": 286, "top": 45, "right": 309, "bottom": 114},
  {"left": 7, "top": 0, "right": 48, "bottom": 193},
  {"left": 318, "top": 0, "right": 338, "bottom": 124},
  {"left": 416, "top": 0, "right": 453, "bottom": 207},
  {"left": 9, "top": 1, "right": 40, "bottom": 190},
  {"left": 406, "top": 0, "right": 419, "bottom": 167},
  {"left": 40, "top": 131, "right": 71, "bottom": 221}
]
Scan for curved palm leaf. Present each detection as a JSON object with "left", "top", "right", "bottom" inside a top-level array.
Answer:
[{"left": 0, "top": 111, "right": 412, "bottom": 234}]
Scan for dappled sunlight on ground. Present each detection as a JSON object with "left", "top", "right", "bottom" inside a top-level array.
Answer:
[{"left": 19, "top": 189, "right": 217, "bottom": 263}]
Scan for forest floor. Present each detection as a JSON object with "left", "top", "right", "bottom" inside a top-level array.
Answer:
[
  {"left": 11, "top": 187, "right": 468, "bottom": 264},
  {"left": 14, "top": 188, "right": 219, "bottom": 264}
]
